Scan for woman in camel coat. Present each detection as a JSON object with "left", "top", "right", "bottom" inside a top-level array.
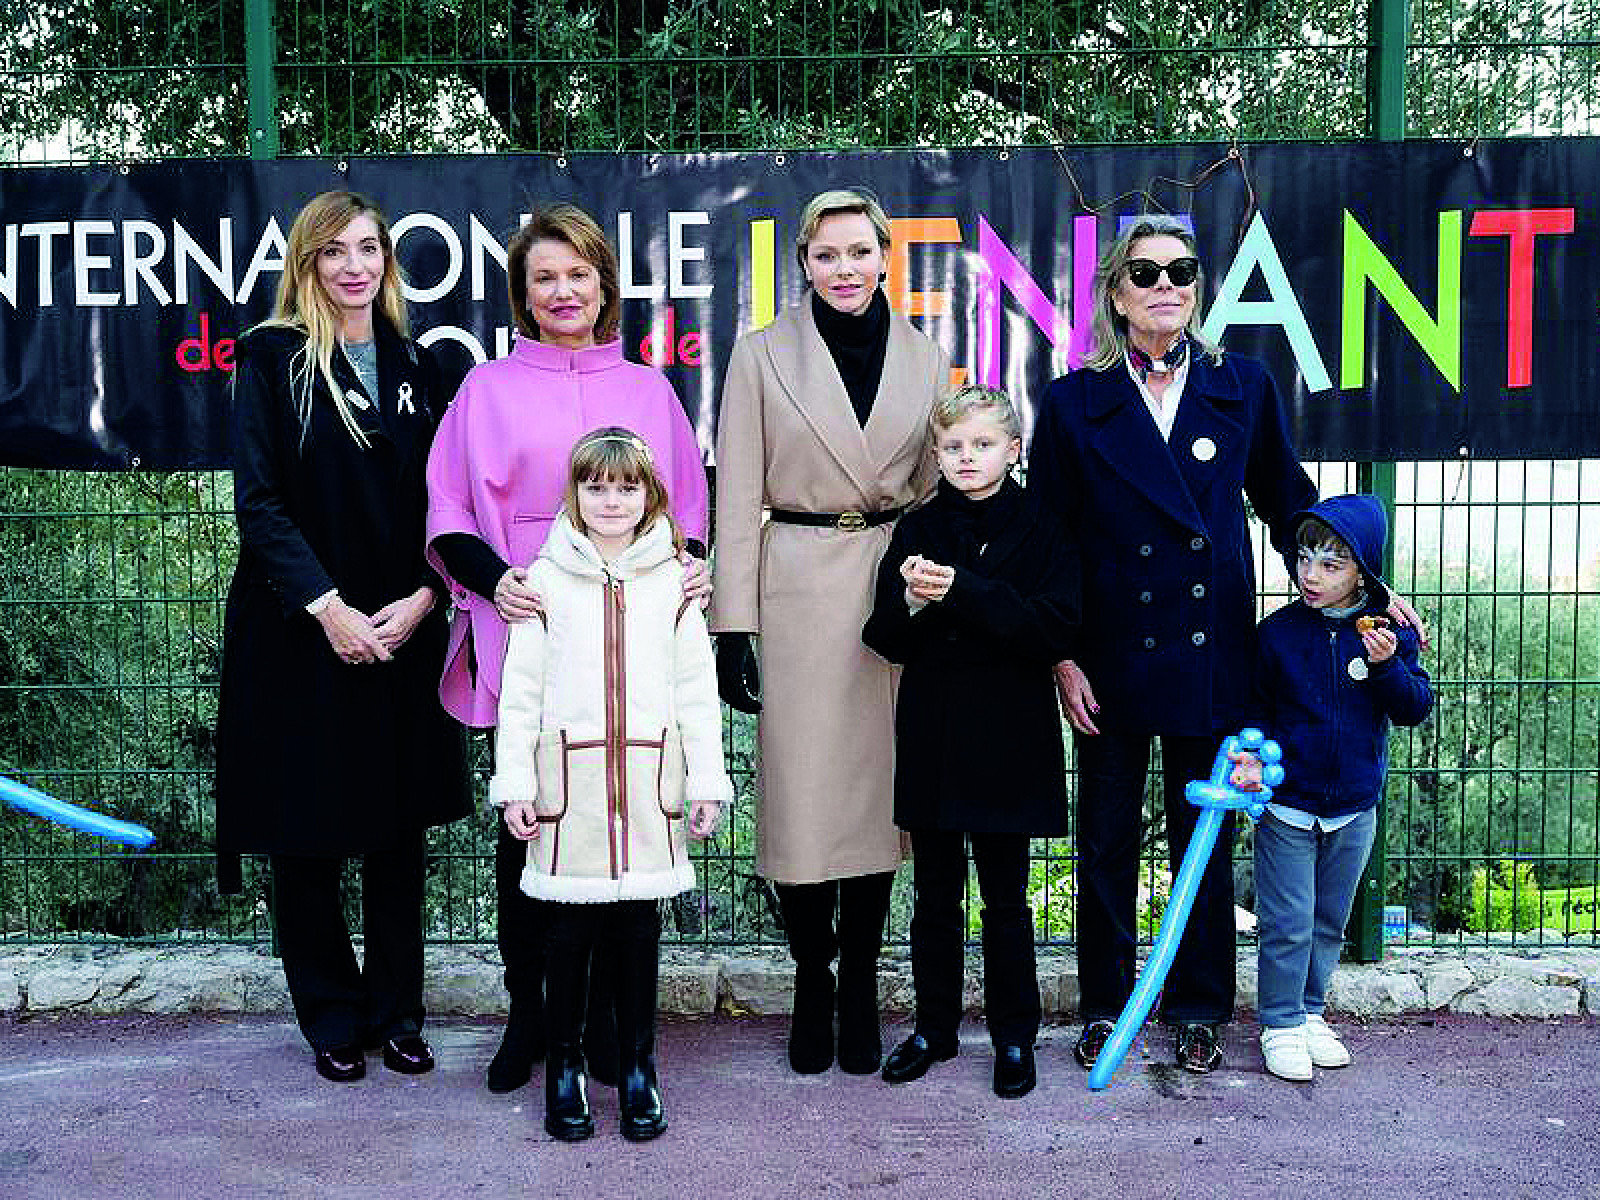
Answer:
[{"left": 709, "top": 188, "right": 948, "bottom": 1077}]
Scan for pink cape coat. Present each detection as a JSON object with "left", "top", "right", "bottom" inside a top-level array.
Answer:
[{"left": 425, "top": 335, "right": 710, "bottom": 727}]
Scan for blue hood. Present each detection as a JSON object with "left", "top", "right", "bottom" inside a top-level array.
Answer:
[{"left": 1290, "top": 493, "right": 1390, "bottom": 611}]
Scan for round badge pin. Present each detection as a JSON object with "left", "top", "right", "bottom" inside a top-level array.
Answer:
[
  {"left": 1347, "top": 657, "right": 1369, "bottom": 681},
  {"left": 1191, "top": 436, "right": 1216, "bottom": 462}
]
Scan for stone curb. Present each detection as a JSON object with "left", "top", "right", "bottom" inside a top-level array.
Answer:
[{"left": 3, "top": 943, "right": 1598, "bottom": 1021}]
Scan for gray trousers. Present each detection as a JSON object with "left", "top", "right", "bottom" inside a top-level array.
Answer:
[{"left": 1253, "top": 807, "right": 1378, "bottom": 1028}]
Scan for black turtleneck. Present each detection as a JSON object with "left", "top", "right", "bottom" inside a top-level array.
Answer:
[{"left": 811, "top": 288, "right": 890, "bottom": 427}]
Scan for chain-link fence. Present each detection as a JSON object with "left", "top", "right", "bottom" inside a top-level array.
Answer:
[{"left": 2, "top": 1, "right": 1597, "bottom": 954}]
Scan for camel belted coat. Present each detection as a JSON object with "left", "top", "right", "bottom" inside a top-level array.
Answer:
[{"left": 709, "top": 298, "right": 948, "bottom": 884}]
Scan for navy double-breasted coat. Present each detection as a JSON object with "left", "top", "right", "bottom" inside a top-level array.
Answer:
[
  {"left": 215, "top": 321, "right": 470, "bottom": 891},
  {"left": 1026, "top": 352, "right": 1315, "bottom": 737}
]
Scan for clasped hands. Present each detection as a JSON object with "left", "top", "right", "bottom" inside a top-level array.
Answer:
[{"left": 317, "top": 588, "right": 434, "bottom": 665}]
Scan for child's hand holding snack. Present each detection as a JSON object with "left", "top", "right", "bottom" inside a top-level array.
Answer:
[{"left": 1356, "top": 614, "right": 1397, "bottom": 663}]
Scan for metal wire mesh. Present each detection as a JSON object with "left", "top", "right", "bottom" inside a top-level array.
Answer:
[{"left": 2, "top": 2, "right": 1597, "bottom": 951}]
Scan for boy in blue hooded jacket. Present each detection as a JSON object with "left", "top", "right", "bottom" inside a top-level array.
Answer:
[{"left": 1244, "top": 493, "right": 1432, "bottom": 1082}]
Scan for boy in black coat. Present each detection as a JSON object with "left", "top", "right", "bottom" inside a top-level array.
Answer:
[{"left": 862, "top": 385, "right": 1079, "bottom": 1099}]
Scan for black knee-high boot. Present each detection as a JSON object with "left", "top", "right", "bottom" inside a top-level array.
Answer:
[
  {"left": 542, "top": 910, "right": 595, "bottom": 1142},
  {"left": 776, "top": 881, "right": 839, "bottom": 1074},
  {"left": 836, "top": 871, "right": 894, "bottom": 1075},
  {"left": 613, "top": 901, "right": 666, "bottom": 1142},
  {"left": 489, "top": 825, "right": 546, "bottom": 1093}
]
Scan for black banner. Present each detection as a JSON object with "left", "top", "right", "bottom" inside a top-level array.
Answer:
[{"left": 0, "top": 142, "right": 1594, "bottom": 469}]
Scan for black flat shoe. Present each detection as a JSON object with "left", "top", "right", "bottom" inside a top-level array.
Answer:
[
  {"left": 1175, "top": 1023, "right": 1223, "bottom": 1074},
  {"left": 382, "top": 1034, "right": 435, "bottom": 1075},
  {"left": 880, "top": 1034, "right": 958, "bottom": 1084},
  {"left": 1073, "top": 1019, "right": 1115, "bottom": 1069},
  {"left": 314, "top": 1044, "right": 366, "bottom": 1083},
  {"left": 992, "top": 1044, "right": 1037, "bottom": 1099}
]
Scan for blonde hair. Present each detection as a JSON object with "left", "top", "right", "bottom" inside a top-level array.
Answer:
[
  {"left": 258, "top": 190, "right": 408, "bottom": 449},
  {"left": 507, "top": 205, "right": 622, "bottom": 344},
  {"left": 1084, "top": 215, "right": 1222, "bottom": 372},
  {"left": 794, "top": 188, "right": 892, "bottom": 270},
  {"left": 930, "top": 384, "right": 1021, "bottom": 441},
  {"left": 563, "top": 427, "right": 683, "bottom": 552}
]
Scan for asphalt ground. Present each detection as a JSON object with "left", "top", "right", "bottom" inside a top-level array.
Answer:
[{"left": 3, "top": 1012, "right": 1595, "bottom": 1200}]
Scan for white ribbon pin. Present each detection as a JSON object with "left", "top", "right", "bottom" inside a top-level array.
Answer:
[
  {"left": 1191, "top": 436, "right": 1217, "bottom": 462},
  {"left": 397, "top": 382, "right": 415, "bottom": 415}
]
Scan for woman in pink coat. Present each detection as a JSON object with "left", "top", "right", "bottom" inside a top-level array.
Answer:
[{"left": 425, "top": 204, "right": 709, "bottom": 1095}]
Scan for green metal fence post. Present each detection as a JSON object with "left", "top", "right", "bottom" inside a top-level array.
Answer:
[
  {"left": 245, "top": 0, "right": 279, "bottom": 159},
  {"left": 1346, "top": 0, "right": 1409, "bottom": 963},
  {"left": 1367, "top": 0, "right": 1410, "bottom": 141},
  {"left": 1348, "top": 461, "right": 1398, "bottom": 962}
]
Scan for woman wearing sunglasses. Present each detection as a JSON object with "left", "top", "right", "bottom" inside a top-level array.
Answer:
[{"left": 1025, "top": 215, "right": 1316, "bottom": 1076}]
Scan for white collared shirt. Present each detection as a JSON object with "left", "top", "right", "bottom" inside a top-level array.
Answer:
[{"left": 1125, "top": 352, "right": 1189, "bottom": 442}]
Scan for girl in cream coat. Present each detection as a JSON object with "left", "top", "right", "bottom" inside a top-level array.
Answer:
[
  {"left": 709, "top": 189, "right": 949, "bottom": 1076},
  {"left": 491, "top": 428, "right": 728, "bottom": 1144}
]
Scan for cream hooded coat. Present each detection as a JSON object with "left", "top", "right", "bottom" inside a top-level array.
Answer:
[
  {"left": 709, "top": 299, "right": 948, "bottom": 884},
  {"left": 489, "top": 513, "right": 732, "bottom": 903}
]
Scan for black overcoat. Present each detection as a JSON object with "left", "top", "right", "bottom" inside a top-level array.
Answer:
[
  {"left": 862, "top": 477, "right": 1079, "bottom": 835},
  {"left": 1026, "top": 352, "right": 1316, "bottom": 738},
  {"left": 215, "top": 319, "right": 469, "bottom": 890}
]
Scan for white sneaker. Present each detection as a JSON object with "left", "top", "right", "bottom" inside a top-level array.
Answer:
[
  {"left": 1304, "top": 1014, "right": 1351, "bottom": 1068},
  {"left": 1260, "top": 1025, "right": 1313, "bottom": 1082}
]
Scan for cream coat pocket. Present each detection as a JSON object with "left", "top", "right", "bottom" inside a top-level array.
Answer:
[
  {"left": 532, "top": 729, "right": 598, "bottom": 822},
  {"left": 627, "top": 729, "right": 687, "bottom": 819}
]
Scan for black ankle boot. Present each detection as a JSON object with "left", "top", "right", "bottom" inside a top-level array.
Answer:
[
  {"left": 787, "top": 964, "right": 836, "bottom": 1074},
  {"left": 541, "top": 913, "right": 595, "bottom": 1141},
  {"left": 835, "top": 967, "right": 883, "bottom": 1074},
  {"left": 486, "top": 1003, "right": 545, "bottom": 1094},
  {"left": 618, "top": 1057, "right": 666, "bottom": 1142},
  {"left": 543, "top": 1044, "right": 594, "bottom": 1142},
  {"left": 614, "top": 900, "right": 667, "bottom": 1141}
]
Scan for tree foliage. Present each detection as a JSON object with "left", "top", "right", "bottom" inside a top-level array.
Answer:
[{"left": 5, "top": 0, "right": 1594, "bottom": 163}]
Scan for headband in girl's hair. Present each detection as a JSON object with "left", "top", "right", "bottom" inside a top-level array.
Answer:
[{"left": 0, "top": 775, "right": 156, "bottom": 848}]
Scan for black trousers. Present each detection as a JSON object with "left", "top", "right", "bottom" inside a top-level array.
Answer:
[
  {"left": 495, "top": 821, "right": 545, "bottom": 1005},
  {"left": 1074, "top": 731, "right": 1237, "bottom": 1026},
  {"left": 908, "top": 830, "right": 1038, "bottom": 1049},
  {"left": 542, "top": 900, "right": 660, "bottom": 1050},
  {"left": 270, "top": 833, "right": 426, "bottom": 1052}
]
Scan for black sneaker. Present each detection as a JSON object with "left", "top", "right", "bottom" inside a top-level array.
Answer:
[
  {"left": 1175, "top": 1023, "right": 1222, "bottom": 1073},
  {"left": 1073, "top": 1019, "right": 1115, "bottom": 1069}
]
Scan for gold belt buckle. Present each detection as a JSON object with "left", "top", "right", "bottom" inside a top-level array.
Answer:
[{"left": 835, "top": 510, "right": 868, "bottom": 532}]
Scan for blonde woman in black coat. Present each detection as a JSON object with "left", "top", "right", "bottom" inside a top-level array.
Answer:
[{"left": 216, "top": 190, "right": 470, "bottom": 1083}]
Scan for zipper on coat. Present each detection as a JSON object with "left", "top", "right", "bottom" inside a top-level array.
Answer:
[
  {"left": 1325, "top": 626, "right": 1341, "bottom": 811},
  {"left": 603, "top": 572, "right": 628, "bottom": 878}
]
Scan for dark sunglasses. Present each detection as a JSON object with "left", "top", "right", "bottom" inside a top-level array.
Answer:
[{"left": 1124, "top": 257, "right": 1199, "bottom": 288}]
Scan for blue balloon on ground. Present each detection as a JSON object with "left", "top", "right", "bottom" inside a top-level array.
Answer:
[
  {"left": 1087, "top": 728, "right": 1282, "bottom": 1092},
  {"left": 1, "top": 775, "right": 156, "bottom": 849}
]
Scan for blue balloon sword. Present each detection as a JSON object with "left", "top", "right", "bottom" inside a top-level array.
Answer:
[
  {"left": 1087, "top": 728, "right": 1283, "bottom": 1091},
  {"left": 1, "top": 775, "right": 156, "bottom": 849}
]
